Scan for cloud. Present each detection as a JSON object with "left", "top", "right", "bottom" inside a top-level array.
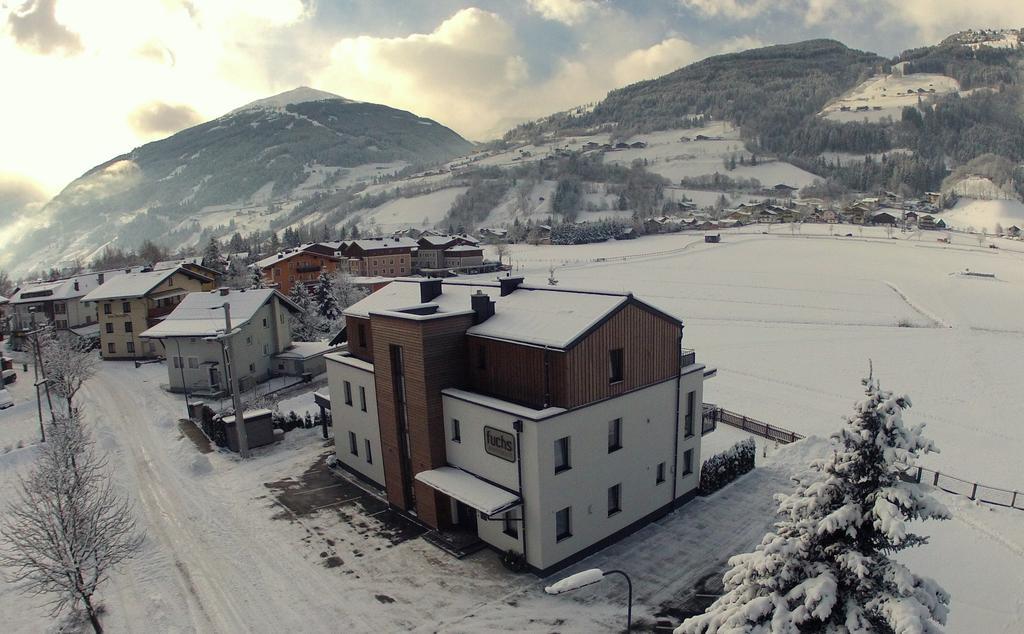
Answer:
[
  {"left": 5, "top": 0, "right": 83, "bottom": 55},
  {"left": 317, "top": 8, "right": 530, "bottom": 138},
  {"left": 0, "top": 172, "right": 48, "bottom": 222},
  {"left": 136, "top": 40, "right": 176, "bottom": 67},
  {"left": 679, "top": 0, "right": 777, "bottom": 20},
  {"left": 527, "top": 0, "right": 601, "bottom": 25},
  {"left": 128, "top": 102, "right": 203, "bottom": 137}
]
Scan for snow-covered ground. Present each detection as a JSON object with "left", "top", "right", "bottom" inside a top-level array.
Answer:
[
  {"left": 3, "top": 225, "right": 1023, "bottom": 632},
  {"left": 938, "top": 197, "right": 1024, "bottom": 233},
  {"left": 821, "top": 73, "right": 960, "bottom": 123}
]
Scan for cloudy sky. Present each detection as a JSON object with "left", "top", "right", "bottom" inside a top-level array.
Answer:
[{"left": 1, "top": 0, "right": 1021, "bottom": 208}]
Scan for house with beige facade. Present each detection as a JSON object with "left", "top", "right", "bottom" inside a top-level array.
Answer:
[{"left": 82, "top": 267, "right": 214, "bottom": 360}]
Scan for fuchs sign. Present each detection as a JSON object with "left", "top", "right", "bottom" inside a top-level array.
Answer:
[{"left": 484, "top": 426, "right": 516, "bottom": 462}]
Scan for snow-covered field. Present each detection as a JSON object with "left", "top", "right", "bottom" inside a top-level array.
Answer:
[
  {"left": 938, "top": 197, "right": 1024, "bottom": 233},
  {"left": 3, "top": 225, "right": 1023, "bottom": 632},
  {"left": 821, "top": 73, "right": 960, "bottom": 123}
]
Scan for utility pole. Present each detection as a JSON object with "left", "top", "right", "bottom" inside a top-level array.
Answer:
[
  {"left": 28, "top": 309, "right": 56, "bottom": 427},
  {"left": 217, "top": 302, "right": 250, "bottom": 458}
]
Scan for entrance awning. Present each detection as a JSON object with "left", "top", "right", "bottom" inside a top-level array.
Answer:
[{"left": 415, "top": 467, "right": 521, "bottom": 517}]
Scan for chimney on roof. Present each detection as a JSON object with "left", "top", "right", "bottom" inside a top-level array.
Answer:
[
  {"left": 419, "top": 278, "right": 442, "bottom": 303},
  {"left": 219, "top": 287, "right": 230, "bottom": 296},
  {"left": 73, "top": 281, "right": 79, "bottom": 291},
  {"left": 471, "top": 290, "right": 495, "bottom": 324},
  {"left": 499, "top": 276, "right": 524, "bottom": 297}
]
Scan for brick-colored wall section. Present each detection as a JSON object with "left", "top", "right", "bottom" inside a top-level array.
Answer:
[
  {"left": 261, "top": 253, "right": 338, "bottom": 295},
  {"left": 371, "top": 312, "right": 472, "bottom": 529}
]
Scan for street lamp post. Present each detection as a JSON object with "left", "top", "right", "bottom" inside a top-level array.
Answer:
[
  {"left": 209, "top": 302, "right": 250, "bottom": 458},
  {"left": 545, "top": 568, "right": 633, "bottom": 632}
]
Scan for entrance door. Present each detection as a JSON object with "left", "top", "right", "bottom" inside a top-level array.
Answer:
[
  {"left": 455, "top": 501, "right": 478, "bottom": 533},
  {"left": 209, "top": 367, "right": 221, "bottom": 390}
]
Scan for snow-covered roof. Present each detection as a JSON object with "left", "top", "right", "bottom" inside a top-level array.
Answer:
[
  {"left": 349, "top": 237, "right": 417, "bottom": 252},
  {"left": 344, "top": 279, "right": 682, "bottom": 350},
  {"left": 419, "top": 234, "right": 480, "bottom": 247},
  {"left": 139, "top": 288, "right": 299, "bottom": 338},
  {"left": 256, "top": 248, "right": 337, "bottom": 269},
  {"left": 82, "top": 268, "right": 209, "bottom": 302},
  {"left": 8, "top": 270, "right": 126, "bottom": 304},
  {"left": 444, "top": 245, "right": 483, "bottom": 253},
  {"left": 414, "top": 467, "right": 520, "bottom": 516},
  {"left": 274, "top": 341, "right": 340, "bottom": 359},
  {"left": 153, "top": 257, "right": 203, "bottom": 270}
]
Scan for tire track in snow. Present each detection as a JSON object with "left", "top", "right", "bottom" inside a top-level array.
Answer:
[{"left": 882, "top": 280, "right": 950, "bottom": 328}]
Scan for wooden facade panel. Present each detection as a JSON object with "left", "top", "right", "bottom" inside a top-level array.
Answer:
[
  {"left": 466, "top": 336, "right": 547, "bottom": 409},
  {"left": 345, "top": 316, "right": 374, "bottom": 363},
  {"left": 369, "top": 313, "right": 472, "bottom": 528},
  {"left": 554, "top": 302, "right": 680, "bottom": 409}
]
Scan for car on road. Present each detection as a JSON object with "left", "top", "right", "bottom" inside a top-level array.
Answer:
[{"left": 0, "top": 388, "right": 13, "bottom": 410}]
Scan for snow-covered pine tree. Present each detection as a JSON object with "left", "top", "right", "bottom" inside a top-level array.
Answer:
[
  {"left": 250, "top": 266, "right": 264, "bottom": 289},
  {"left": 328, "top": 269, "right": 368, "bottom": 315},
  {"left": 287, "top": 282, "right": 323, "bottom": 342},
  {"left": 314, "top": 272, "right": 340, "bottom": 323},
  {"left": 203, "top": 237, "right": 225, "bottom": 274},
  {"left": 678, "top": 374, "right": 951, "bottom": 634}
]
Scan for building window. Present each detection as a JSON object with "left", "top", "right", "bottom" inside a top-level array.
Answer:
[
  {"left": 609, "top": 348, "right": 624, "bottom": 383},
  {"left": 608, "top": 484, "right": 622, "bottom": 516},
  {"left": 608, "top": 418, "right": 622, "bottom": 453},
  {"left": 555, "top": 507, "right": 572, "bottom": 542},
  {"left": 685, "top": 391, "right": 696, "bottom": 437},
  {"left": 188, "top": 357, "right": 199, "bottom": 369},
  {"left": 451, "top": 419, "right": 461, "bottom": 443},
  {"left": 263, "top": 344, "right": 269, "bottom": 355},
  {"left": 359, "top": 386, "right": 367, "bottom": 412},
  {"left": 246, "top": 336, "right": 252, "bottom": 346},
  {"left": 554, "top": 436, "right": 570, "bottom": 473},
  {"left": 249, "top": 363, "right": 255, "bottom": 373},
  {"left": 126, "top": 341, "right": 135, "bottom": 354},
  {"left": 124, "top": 321, "right": 133, "bottom": 333},
  {"left": 503, "top": 510, "right": 519, "bottom": 538},
  {"left": 263, "top": 318, "right": 268, "bottom": 328},
  {"left": 358, "top": 324, "right": 367, "bottom": 347},
  {"left": 107, "top": 342, "right": 115, "bottom": 354},
  {"left": 122, "top": 301, "right": 131, "bottom": 313},
  {"left": 344, "top": 381, "right": 353, "bottom": 406},
  {"left": 103, "top": 303, "right": 111, "bottom": 315},
  {"left": 105, "top": 323, "right": 114, "bottom": 334},
  {"left": 364, "top": 439, "right": 372, "bottom": 464},
  {"left": 656, "top": 462, "right": 666, "bottom": 484},
  {"left": 683, "top": 449, "right": 694, "bottom": 475},
  {"left": 348, "top": 431, "right": 358, "bottom": 456}
]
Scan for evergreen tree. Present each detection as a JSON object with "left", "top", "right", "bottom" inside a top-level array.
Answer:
[
  {"left": 679, "top": 373, "right": 950, "bottom": 634},
  {"left": 249, "top": 266, "right": 264, "bottom": 289},
  {"left": 228, "top": 232, "right": 246, "bottom": 254},
  {"left": 268, "top": 232, "right": 281, "bottom": 254},
  {"left": 314, "top": 272, "right": 340, "bottom": 323},
  {"left": 203, "top": 237, "right": 225, "bottom": 274},
  {"left": 287, "top": 283, "right": 323, "bottom": 342}
]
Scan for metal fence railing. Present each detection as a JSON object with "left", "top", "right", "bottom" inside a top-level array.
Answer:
[{"left": 704, "top": 402, "right": 1023, "bottom": 512}]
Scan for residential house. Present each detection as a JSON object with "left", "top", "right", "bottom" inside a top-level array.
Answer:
[
  {"left": 1007, "top": 225, "right": 1021, "bottom": 238},
  {"left": 844, "top": 202, "right": 873, "bottom": 224},
  {"left": 343, "top": 238, "right": 417, "bottom": 277},
  {"left": 924, "top": 191, "right": 942, "bottom": 206},
  {"left": 140, "top": 288, "right": 303, "bottom": 395},
  {"left": 904, "top": 211, "right": 919, "bottom": 226},
  {"left": 935, "top": 219, "right": 947, "bottom": 229},
  {"left": 868, "top": 210, "right": 899, "bottom": 226},
  {"left": 324, "top": 277, "right": 715, "bottom": 574},
  {"left": 919, "top": 214, "right": 937, "bottom": 230},
  {"left": 414, "top": 234, "right": 480, "bottom": 271},
  {"left": 772, "top": 184, "right": 798, "bottom": 197},
  {"left": 153, "top": 257, "right": 221, "bottom": 282},
  {"left": 0, "top": 294, "right": 8, "bottom": 337},
  {"left": 442, "top": 244, "right": 485, "bottom": 269},
  {"left": 257, "top": 248, "right": 341, "bottom": 295},
  {"left": 822, "top": 209, "right": 840, "bottom": 224},
  {"left": 5, "top": 269, "right": 127, "bottom": 343},
  {"left": 82, "top": 267, "right": 214, "bottom": 360}
]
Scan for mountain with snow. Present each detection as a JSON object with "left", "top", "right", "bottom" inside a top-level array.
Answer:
[{"left": 2, "top": 88, "right": 473, "bottom": 273}]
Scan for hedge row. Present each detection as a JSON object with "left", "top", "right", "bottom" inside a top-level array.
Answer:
[{"left": 699, "top": 438, "right": 756, "bottom": 495}]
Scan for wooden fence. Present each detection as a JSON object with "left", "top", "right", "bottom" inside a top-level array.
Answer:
[
  {"left": 703, "top": 405, "right": 804, "bottom": 445},
  {"left": 704, "top": 403, "right": 1023, "bottom": 512}
]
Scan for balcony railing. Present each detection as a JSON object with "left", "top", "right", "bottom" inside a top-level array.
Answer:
[
  {"left": 148, "top": 304, "right": 177, "bottom": 321},
  {"left": 296, "top": 264, "right": 322, "bottom": 274},
  {"left": 681, "top": 348, "right": 696, "bottom": 368}
]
